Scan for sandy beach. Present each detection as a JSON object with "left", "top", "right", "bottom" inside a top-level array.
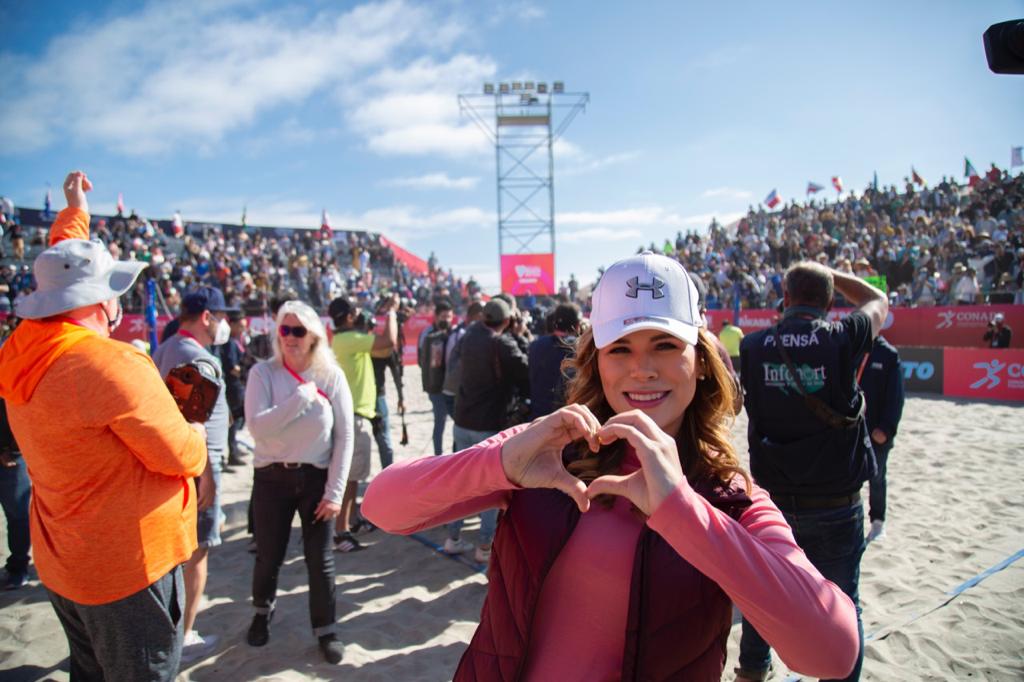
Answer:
[{"left": 2, "top": 365, "right": 1022, "bottom": 681}]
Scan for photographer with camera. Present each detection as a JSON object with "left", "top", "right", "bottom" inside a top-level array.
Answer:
[
  {"left": 328, "top": 294, "right": 398, "bottom": 552},
  {"left": 983, "top": 312, "right": 1012, "bottom": 348}
]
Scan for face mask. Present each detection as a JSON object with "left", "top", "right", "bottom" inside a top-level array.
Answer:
[{"left": 212, "top": 318, "right": 231, "bottom": 346}]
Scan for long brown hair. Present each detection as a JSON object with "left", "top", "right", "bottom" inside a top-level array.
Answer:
[{"left": 563, "top": 326, "right": 750, "bottom": 493}]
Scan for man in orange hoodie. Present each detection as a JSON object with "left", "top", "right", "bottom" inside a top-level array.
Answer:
[{"left": 0, "top": 171, "right": 209, "bottom": 681}]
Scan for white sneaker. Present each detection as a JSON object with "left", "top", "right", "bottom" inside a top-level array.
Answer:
[
  {"left": 443, "top": 538, "right": 474, "bottom": 554},
  {"left": 474, "top": 545, "right": 492, "bottom": 564},
  {"left": 866, "top": 520, "right": 886, "bottom": 543},
  {"left": 180, "top": 630, "right": 220, "bottom": 664}
]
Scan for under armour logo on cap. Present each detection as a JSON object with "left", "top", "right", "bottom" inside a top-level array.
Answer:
[{"left": 625, "top": 275, "right": 665, "bottom": 299}]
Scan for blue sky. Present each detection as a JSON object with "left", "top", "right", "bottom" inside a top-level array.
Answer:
[{"left": 2, "top": 0, "right": 1022, "bottom": 291}]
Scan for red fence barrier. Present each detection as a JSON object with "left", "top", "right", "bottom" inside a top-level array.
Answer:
[{"left": 705, "top": 304, "right": 1022, "bottom": 348}]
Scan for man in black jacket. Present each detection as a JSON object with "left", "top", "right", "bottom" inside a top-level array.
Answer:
[
  {"left": 737, "top": 261, "right": 887, "bottom": 682},
  {"left": 859, "top": 336, "right": 904, "bottom": 543},
  {"left": 448, "top": 298, "right": 529, "bottom": 563}
]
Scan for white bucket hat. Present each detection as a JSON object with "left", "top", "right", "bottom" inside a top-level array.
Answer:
[
  {"left": 590, "top": 252, "right": 703, "bottom": 349},
  {"left": 14, "top": 239, "right": 147, "bottom": 319}
]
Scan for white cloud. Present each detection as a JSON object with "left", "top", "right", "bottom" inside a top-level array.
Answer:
[
  {"left": 701, "top": 187, "right": 752, "bottom": 200},
  {"left": 558, "top": 227, "right": 642, "bottom": 244},
  {"left": 385, "top": 173, "right": 480, "bottom": 190},
  {"left": 342, "top": 53, "right": 497, "bottom": 158},
  {"left": 0, "top": 0, "right": 462, "bottom": 155},
  {"left": 557, "top": 206, "right": 744, "bottom": 233},
  {"left": 560, "top": 150, "right": 640, "bottom": 176}
]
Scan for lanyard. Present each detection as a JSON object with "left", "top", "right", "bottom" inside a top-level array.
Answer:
[
  {"left": 178, "top": 329, "right": 204, "bottom": 350},
  {"left": 282, "top": 360, "right": 330, "bottom": 402}
]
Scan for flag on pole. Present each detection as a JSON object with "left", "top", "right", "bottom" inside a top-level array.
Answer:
[
  {"left": 320, "top": 208, "right": 333, "bottom": 239},
  {"left": 44, "top": 187, "right": 52, "bottom": 216},
  {"left": 116, "top": 192, "right": 125, "bottom": 215},
  {"left": 806, "top": 181, "right": 824, "bottom": 195},
  {"left": 911, "top": 167, "right": 925, "bottom": 186},
  {"left": 1012, "top": 146, "right": 1023, "bottom": 168},
  {"left": 873, "top": 171, "right": 879, "bottom": 191},
  {"left": 764, "top": 189, "right": 781, "bottom": 209},
  {"left": 831, "top": 176, "right": 843, "bottom": 193},
  {"left": 241, "top": 205, "right": 247, "bottom": 227},
  {"left": 964, "top": 157, "right": 980, "bottom": 187}
]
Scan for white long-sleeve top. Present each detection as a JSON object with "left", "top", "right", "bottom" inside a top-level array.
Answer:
[{"left": 244, "top": 359, "right": 354, "bottom": 504}]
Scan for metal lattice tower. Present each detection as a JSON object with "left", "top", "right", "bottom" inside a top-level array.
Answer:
[{"left": 459, "top": 82, "right": 589, "bottom": 280}]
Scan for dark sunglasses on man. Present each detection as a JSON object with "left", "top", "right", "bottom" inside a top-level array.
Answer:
[{"left": 278, "top": 324, "right": 308, "bottom": 338}]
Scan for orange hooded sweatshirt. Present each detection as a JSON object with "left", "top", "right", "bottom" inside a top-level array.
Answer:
[{"left": 0, "top": 207, "right": 206, "bottom": 605}]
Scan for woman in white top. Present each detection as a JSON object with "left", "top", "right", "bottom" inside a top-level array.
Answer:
[{"left": 243, "top": 301, "right": 354, "bottom": 665}]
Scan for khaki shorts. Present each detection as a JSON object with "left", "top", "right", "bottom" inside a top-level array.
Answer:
[{"left": 348, "top": 415, "right": 373, "bottom": 482}]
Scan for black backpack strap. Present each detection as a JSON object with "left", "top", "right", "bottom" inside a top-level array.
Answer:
[{"left": 771, "top": 324, "right": 864, "bottom": 430}]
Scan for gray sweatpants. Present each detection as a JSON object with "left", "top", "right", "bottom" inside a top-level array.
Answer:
[{"left": 46, "top": 565, "right": 185, "bottom": 681}]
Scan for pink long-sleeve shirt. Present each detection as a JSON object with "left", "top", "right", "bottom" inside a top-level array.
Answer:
[{"left": 362, "top": 428, "right": 858, "bottom": 680}]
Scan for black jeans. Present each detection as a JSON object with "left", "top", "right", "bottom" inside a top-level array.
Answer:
[
  {"left": 252, "top": 464, "right": 336, "bottom": 637},
  {"left": 868, "top": 442, "right": 892, "bottom": 522}
]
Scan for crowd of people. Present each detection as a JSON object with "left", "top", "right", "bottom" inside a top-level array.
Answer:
[
  {"left": 0, "top": 163, "right": 1016, "bottom": 682},
  {"left": 643, "top": 168, "right": 1024, "bottom": 312}
]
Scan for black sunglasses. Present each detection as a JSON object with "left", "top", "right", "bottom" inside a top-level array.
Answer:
[{"left": 278, "top": 324, "right": 308, "bottom": 338}]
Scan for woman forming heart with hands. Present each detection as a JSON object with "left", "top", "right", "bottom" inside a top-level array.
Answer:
[{"left": 364, "top": 253, "right": 859, "bottom": 682}]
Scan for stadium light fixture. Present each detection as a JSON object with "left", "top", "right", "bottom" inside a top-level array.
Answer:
[
  {"left": 553, "top": 81, "right": 564, "bottom": 93},
  {"left": 499, "top": 82, "right": 510, "bottom": 94},
  {"left": 483, "top": 83, "right": 495, "bottom": 94},
  {"left": 512, "top": 81, "right": 523, "bottom": 91},
  {"left": 537, "top": 82, "right": 548, "bottom": 94}
]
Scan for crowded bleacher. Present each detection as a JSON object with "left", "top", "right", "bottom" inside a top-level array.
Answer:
[{"left": 2, "top": 164, "right": 1022, "bottom": 331}]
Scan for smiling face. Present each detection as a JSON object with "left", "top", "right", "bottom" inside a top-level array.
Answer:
[
  {"left": 597, "top": 328, "right": 700, "bottom": 437},
  {"left": 278, "top": 312, "right": 315, "bottom": 364}
]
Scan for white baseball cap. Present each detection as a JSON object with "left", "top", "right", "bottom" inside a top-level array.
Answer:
[{"left": 590, "top": 252, "right": 703, "bottom": 349}]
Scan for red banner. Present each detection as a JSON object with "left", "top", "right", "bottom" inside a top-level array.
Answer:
[
  {"left": 705, "top": 305, "right": 1023, "bottom": 348},
  {"left": 378, "top": 236, "right": 429, "bottom": 276},
  {"left": 500, "top": 253, "right": 555, "bottom": 296},
  {"left": 942, "top": 347, "right": 1024, "bottom": 402}
]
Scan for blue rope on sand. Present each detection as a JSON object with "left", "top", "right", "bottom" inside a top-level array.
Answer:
[
  {"left": 408, "top": 533, "right": 488, "bottom": 576},
  {"left": 776, "top": 547, "right": 1024, "bottom": 682}
]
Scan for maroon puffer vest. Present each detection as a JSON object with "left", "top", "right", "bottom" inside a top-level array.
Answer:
[{"left": 454, "top": 479, "right": 752, "bottom": 681}]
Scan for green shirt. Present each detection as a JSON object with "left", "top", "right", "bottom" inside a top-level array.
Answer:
[
  {"left": 332, "top": 331, "right": 376, "bottom": 419},
  {"left": 718, "top": 324, "right": 745, "bottom": 358}
]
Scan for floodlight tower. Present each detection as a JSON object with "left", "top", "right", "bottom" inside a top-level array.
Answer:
[{"left": 458, "top": 81, "right": 588, "bottom": 295}]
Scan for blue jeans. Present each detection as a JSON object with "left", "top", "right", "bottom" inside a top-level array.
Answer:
[
  {"left": 427, "top": 393, "right": 451, "bottom": 456},
  {"left": 868, "top": 443, "right": 892, "bottom": 522},
  {"left": 0, "top": 457, "right": 31, "bottom": 576},
  {"left": 372, "top": 395, "right": 394, "bottom": 469},
  {"left": 738, "top": 502, "right": 865, "bottom": 681},
  {"left": 446, "top": 425, "right": 499, "bottom": 545}
]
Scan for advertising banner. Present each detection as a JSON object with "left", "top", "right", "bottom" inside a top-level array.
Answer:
[
  {"left": 705, "top": 305, "right": 1022, "bottom": 349},
  {"left": 500, "top": 253, "right": 555, "bottom": 296},
  {"left": 897, "top": 347, "right": 944, "bottom": 394},
  {"left": 943, "top": 347, "right": 1024, "bottom": 402}
]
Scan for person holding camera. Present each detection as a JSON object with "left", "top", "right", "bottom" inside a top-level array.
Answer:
[
  {"left": 0, "top": 171, "right": 208, "bottom": 680},
  {"left": 327, "top": 294, "right": 398, "bottom": 552},
  {"left": 983, "top": 312, "right": 1012, "bottom": 348}
]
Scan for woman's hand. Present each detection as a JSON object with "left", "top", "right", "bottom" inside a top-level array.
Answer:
[
  {"left": 314, "top": 499, "right": 341, "bottom": 522},
  {"left": 585, "top": 410, "right": 685, "bottom": 516},
  {"left": 500, "top": 404, "right": 601, "bottom": 513}
]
